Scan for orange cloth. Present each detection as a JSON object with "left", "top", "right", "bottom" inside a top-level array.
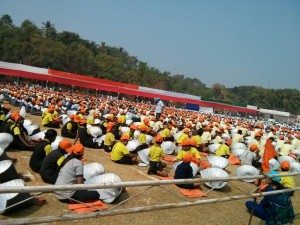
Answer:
[
  {"left": 254, "top": 179, "right": 268, "bottom": 191},
  {"left": 201, "top": 161, "right": 211, "bottom": 169},
  {"left": 68, "top": 200, "right": 108, "bottom": 214},
  {"left": 262, "top": 139, "right": 277, "bottom": 173},
  {"left": 228, "top": 154, "right": 241, "bottom": 165},
  {"left": 163, "top": 155, "right": 177, "bottom": 162},
  {"left": 179, "top": 188, "right": 208, "bottom": 198}
]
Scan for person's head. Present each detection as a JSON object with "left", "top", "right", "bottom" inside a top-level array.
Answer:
[
  {"left": 254, "top": 133, "right": 261, "bottom": 140},
  {"left": 238, "top": 130, "right": 242, "bottom": 135},
  {"left": 73, "top": 115, "right": 80, "bottom": 123},
  {"left": 155, "top": 135, "right": 163, "bottom": 144},
  {"left": 280, "top": 161, "right": 290, "bottom": 171},
  {"left": 11, "top": 111, "right": 21, "bottom": 122},
  {"left": 58, "top": 139, "right": 73, "bottom": 153},
  {"left": 120, "top": 134, "right": 129, "bottom": 144},
  {"left": 72, "top": 143, "right": 85, "bottom": 158},
  {"left": 154, "top": 97, "right": 160, "bottom": 102},
  {"left": 183, "top": 128, "right": 190, "bottom": 134},
  {"left": 225, "top": 139, "right": 231, "bottom": 147},
  {"left": 106, "top": 122, "right": 114, "bottom": 132},
  {"left": 190, "top": 139, "right": 199, "bottom": 148},
  {"left": 183, "top": 153, "right": 192, "bottom": 163},
  {"left": 140, "top": 125, "right": 148, "bottom": 133},
  {"left": 44, "top": 129, "right": 58, "bottom": 143},
  {"left": 130, "top": 124, "right": 137, "bottom": 132},
  {"left": 265, "top": 171, "right": 281, "bottom": 185},
  {"left": 180, "top": 139, "right": 190, "bottom": 151},
  {"left": 143, "top": 118, "right": 150, "bottom": 126},
  {"left": 250, "top": 144, "right": 259, "bottom": 152}
]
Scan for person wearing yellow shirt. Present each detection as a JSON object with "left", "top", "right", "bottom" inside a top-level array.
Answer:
[
  {"left": 216, "top": 140, "right": 231, "bottom": 158},
  {"left": 161, "top": 123, "right": 171, "bottom": 138},
  {"left": 176, "top": 128, "right": 190, "bottom": 146},
  {"left": 87, "top": 112, "right": 99, "bottom": 125},
  {"left": 280, "top": 161, "right": 295, "bottom": 196},
  {"left": 138, "top": 125, "right": 148, "bottom": 145},
  {"left": 111, "top": 135, "right": 137, "bottom": 164},
  {"left": 124, "top": 125, "right": 137, "bottom": 140},
  {"left": 148, "top": 135, "right": 168, "bottom": 177},
  {"left": 189, "top": 139, "right": 201, "bottom": 165},
  {"left": 118, "top": 111, "right": 127, "bottom": 124},
  {"left": 42, "top": 107, "right": 60, "bottom": 128},
  {"left": 103, "top": 122, "right": 116, "bottom": 152}
]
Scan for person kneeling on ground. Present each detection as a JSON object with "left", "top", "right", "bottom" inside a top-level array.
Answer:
[
  {"left": 39, "top": 139, "right": 73, "bottom": 184},
  {"left": 174, "top": 154, "right": 201, "bottom": 189},
  {"left": 111, "top": 134, "right": 137, "bottom": 165},
  {"left": 245, "top": 171, "right": 295, "bottom": 225},
  {"left": 55, "top": 143, "right": 100, "bottom": 203},
  {"left": 148, "top": 135, "right": 168, "bottom": 177}
]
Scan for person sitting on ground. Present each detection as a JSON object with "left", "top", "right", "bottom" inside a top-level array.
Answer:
[
  {"left": 61, "top": 114, "right": 80, "bottom": 139},
  {"left": 103, "top": 122, "right": 116, "bottom": 152},
  {"left": 42, "top": 106, "right": 60, "bottom": 128},
  {"left": 55, "top": 143, "right": 100, "bottom": 203},
  {"left": 174, "top": 154, "right": 201, "bottom": 189},
  {"left": 29, "top": 129, "right": 57, "bottom": 173},
  {"left": 176, "top": 128, "right": 190, "bottom": 146},
  {"left": 215, "top": 139, "right": 231, "bottom": 158},
  {"left": 75, "top": 120, "right": 102, "bottom": 149},
  {"left": 148, "top": 135, "right": 168, "bottom": 177},
  {"left": 124, "top": 124, "right": 136, "bottom": 140},
  {"left": 0, "top": 105, "right": 11, "bottom": 127},
  {"left": 8, "top": 111, "right": 36, "bottom": 150},
  {"left": 279, "top": 139, "right": 293, "bottom": 156},
  {"left": 280, "top": 161, "right": 295, "bottom": 196},
  {"left": 245, "top": 171, "right": 295, "bottom": 225},
  {"left": 111, "top": 134, "right": 137, "bottom": 164},
  {"left": 39, "top": 139, "right": 73, "bottom": 184},
  {"left": 232, "top": 129, "right": 244, "bottom": 144},
  {"left": 240, "top": 144, "right": 261, "bottom": 168},
  {"left": 213, "top": 130, "right": 223, "bottom": 144}
]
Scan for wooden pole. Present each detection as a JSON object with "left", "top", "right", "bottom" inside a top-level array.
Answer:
[
  {"left": 0, "top": 172, "right": 299, "bottom": 194},
  {"left": 2, "top": 187, "right": 299, "bottom": 225}
]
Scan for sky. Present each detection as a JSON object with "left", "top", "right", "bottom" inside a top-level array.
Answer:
[{"left": 0, "top": 0, "right": 300, "bottom": 89}]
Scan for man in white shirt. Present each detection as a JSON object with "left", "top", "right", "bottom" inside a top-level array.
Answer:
[{"left": 154, "top": 98, "right": 164, "bottom": 121}]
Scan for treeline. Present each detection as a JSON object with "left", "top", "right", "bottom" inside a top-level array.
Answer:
[{"left": 0, "top": 15, "right": 299, "bottom": 114}]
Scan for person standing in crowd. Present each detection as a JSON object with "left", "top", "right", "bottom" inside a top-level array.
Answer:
[
  {"left": 174, "top": 154, "right": 201, "bottom": 189},
  {"left": 29, "top": 129, "right": 57, "bottom": 173},
  {"left": 39, "top": 139, "right": 73, "bottom": 184},
  {"left": 55, "top": 143, "right": 100, "bottom": 203},
  {"left": 148, "top": 135, "right": 168, "bottom": 177},
  {"left": 245, "top": 171, "right": 295, "bottom": 225},
  {"left": 154, "top": 98, "right": 164, "bottom": 121},
  {"left": 111, "top": 134, "right": 137, "bottom": 164}
]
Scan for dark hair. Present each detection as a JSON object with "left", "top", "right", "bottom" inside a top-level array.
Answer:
[{"left": 45, "top": 129, "right": 58, "bottom": 140}]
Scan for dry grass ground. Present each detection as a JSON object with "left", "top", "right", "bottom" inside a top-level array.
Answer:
[{"left": 1, "top": 105, "right": 299, "bottom": 225}]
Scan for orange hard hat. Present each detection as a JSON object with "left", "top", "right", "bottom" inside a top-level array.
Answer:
[
  {"left": 72, "top": 143, "right": 84, "bottom": 156},
  {"left": 280, "top": 161, "right": 290, "bottom": 170},
  {"left": 250, "top": 144, "right": 259, "bottom": 151},
  {"left": 155, "top": 135, "right": 163, "bottom": 143},
  {"left": 106, "top": 122, "right": 115, "bottom": 132},
  {"left": 58, "top": 139, "right": 73, "bottom": 153},
  {"left": 183, "top": 154, "right": 192, "bottom": 163},
  {"left": 225, "top": 140, "right": 232, "bottom": 146},
  {"left": 120, "top": 134, "right": 129, "bottom": 141},
  {"left": 180, "top": 139, "right": 190, "bottom": 146}
]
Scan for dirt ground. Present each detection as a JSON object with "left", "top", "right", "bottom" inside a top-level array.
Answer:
[{"left": 1, "top": 105, "right": 299, "bottom": 225}]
